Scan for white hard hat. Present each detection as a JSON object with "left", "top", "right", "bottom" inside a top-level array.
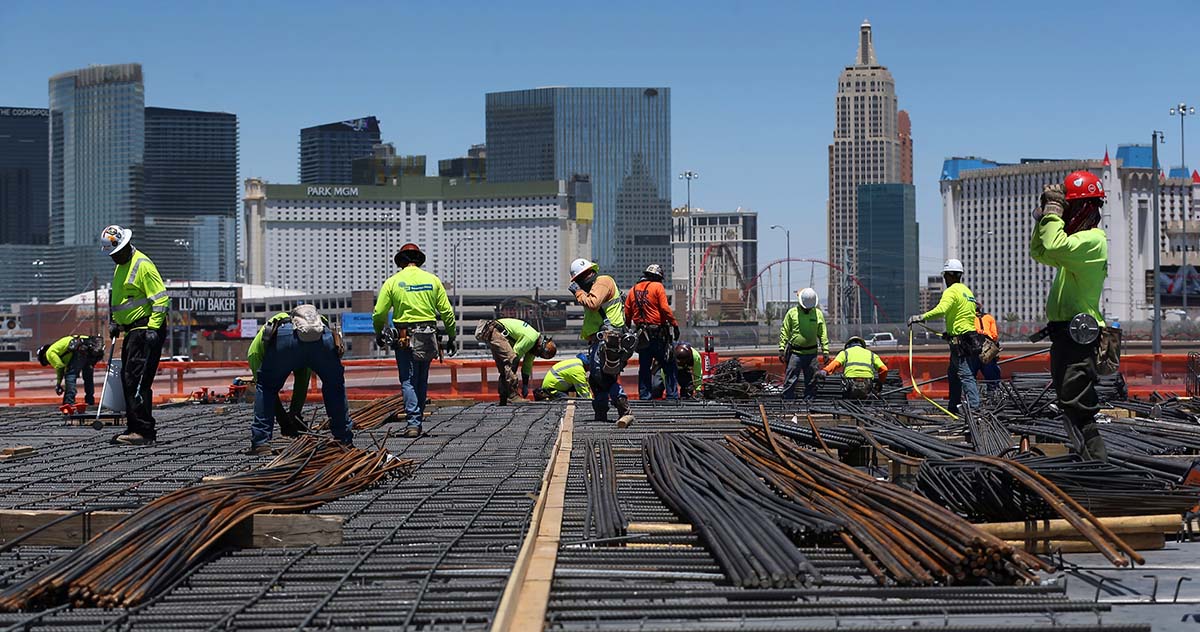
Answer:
[
  {"left": 942, "top": 259, "right": 964, "bottom": 274},
  {"left": 798, "top": 288, "right": 819, "bottom": 309},
  {"left": 644, "top": 264, "right": 663, "bottom": 278},
  {"left": 569, "top": 258, "right": 598, "bottom": 282},
  {"left": 100, "top": 225, "right": 133, "bottom": 254}
]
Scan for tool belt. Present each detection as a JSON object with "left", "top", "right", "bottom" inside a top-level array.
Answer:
[
  {"left": 119, "top": 316, "right": 152, "bottom": 333},
  {"left": 949, "top": 331, "right": 985, "bottom": 359},
  {"left": 597, "top": 326, "right": 637, "bottom": 377},
  {"left": 632, "top": 323, "right": 671, "bottom": 350},
  {"left": 979, "top": 336, "right": 1001, "bottom": 365},
  {"left": 392, "top": 320, "right": 436, "bottom": 349},
  {"left": 1043, "top": 316, "right": 1122, "bottom": 376},
  {"left": 266, "top": 317, "right": 344, "bottom": 356}
]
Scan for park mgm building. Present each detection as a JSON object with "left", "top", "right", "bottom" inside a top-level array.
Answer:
[{"left": 243, "top": 176, "right": 593, "bottom": 295}]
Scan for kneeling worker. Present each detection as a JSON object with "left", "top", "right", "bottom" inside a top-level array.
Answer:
[
  {"left": 247, "top": 312, "right": 311, "bottom": 440},
  {"left": 476, "top": 317, "right": 556, "bottom": 404},
  {"left": 249, "top": 305, "right": 352, "bottom": 455},
  {"left": 534, "top": 353, "right": 592, "bottom": 401},
  {"left": 673, "top": 342, "right": 703, "bottom": 399},
  {"left": 817, "top": 336, "right": 888, "bottom": 399},
  {"left": 37, "top": 335, "right": 102, "bottom": 406}
]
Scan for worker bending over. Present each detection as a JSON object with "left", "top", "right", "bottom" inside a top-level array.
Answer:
[
  {"left": 625, "top": 264, "right": 680, "bottom": 400},
  {"left": 476, "top": 317, "right": 556, "bottom": 404},
  {"left": 534, "top": 353, "right": 592, "bottom": 401},
  {"left": 373, "top": 243, "right": 457, "bottom": 438},
  {"left": 102, "top": 225, "right": 169, "bottom": 446},
  {"left": 247, "top": 312, "right": 310, "bottom": 441},
  {"left": 673, "top": 342, "right": 703, "bottom": 399},
  {"left": 248, "top": 305, "right": 352, "bottom": 455},
  {"left": 817, "top": 336, "right": 888, "bottom": 399},
  {"left": 909, "top": 259, "right": 981, "bottom": 414},
  {"left": 37, "top": 335, "right": 103, "bottom": 406},
  {"left": 1030, "top": 171, "right": 1110, "bottom": 461},
  {"left": 569, "top": 257, "right": 634, "bottom": 427},
  {"left": 779, "top": 288, "right": 830, "bottom": 400}
]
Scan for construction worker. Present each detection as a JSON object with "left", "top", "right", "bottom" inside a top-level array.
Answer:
[
  {"left": 36, "top": 335, "right": 102, "bottom": 406},
  {"left": 101, "top": 225, "right": 169, "bottom": 446},
  {"left": 1030, "top": 171, "right": 1110, "bottom": 461},
  {"left": 533, "top": 353, "right": 592, "bottom": 401},
  {"left": 248, "top": 305, "right": 352, "bottom": 455},
  {"left": 909, "top": 259, "right": 981, "bottom": 414},
  {"left": 568, "top": 257, "right": 634, "bottom": 427},
  {"left": 674, "top": 342, "right": 703, "bottom": 399},
  {"left": 247, "top": 312, "right": 311, "bottom": 442},
  {"left": 975, "top": 305, "right": 1002, "bottom": 395},
  {"left": 779, "top": 288, "right": 830, "bottom": 400},
  {"left": 817, "top": 336, "right": 888, "bottom": 399},
  {"left": 625, "top": 264, "right": 680, "bottom": 400},
  {"left": 372, "top": 243, "right": 457, "bottom": 438},
  {"left": 475, "top": 317, "right": 556, "bottom": 404}
]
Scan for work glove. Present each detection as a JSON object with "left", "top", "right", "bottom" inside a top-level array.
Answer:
[
  {"left": 672, "top": 325, "right": 680, "bottom": 341},
  {"left": 821, "top": 354, "right": 830, "bottom": 366},
  {"left": 1037, "top": 184, "right": 1066, "bottom": 219},
  {"left": 521, "top": 374, "right": 530, "bottom": 398},
  {"left": 143, "top": 328, "right": 160, "bottom": 347},
  {"left": 816, "top": 370, "right": 829, "bottom": 379},
  {"left": 568, "top": 282, "right": 581, "bottom": 294},
  {"left": 778, "top": 351, "right": 787, "bottom": 365},
  {"left": 376, "top": 333, "right": 389, "bottom": 349},
  {"left": 55, "top": 383, "right": 64, "bottom": 396},
  {"left": 444, "top": 337, "right": 458, "bottom": 357},
  {"left": 907, "top": 315, "right": 924, "bottom": 328},
  {"left": 109, "top": 323, "right": 121, "bottom": 340}
]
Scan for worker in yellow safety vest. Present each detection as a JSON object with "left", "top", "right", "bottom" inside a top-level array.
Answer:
[
  {"left": 101, "top": 225, "right": 170, "bottom": 446},
  {"left": 817, "top": 336, "right": 888, "bottom": 399},
  {"left": 568, "top": 257, "right": 634, "bottom": 427},
  {"left": 909, "top": 259, "right": 981, "bottom": 414},
  {"left": 534, "top": 353, "right": 592, "bottom": 400}
]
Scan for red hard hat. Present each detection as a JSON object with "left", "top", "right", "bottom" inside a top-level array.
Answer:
[{"left": 1064, "top": 171, "right": 1105, "bottom": 201}]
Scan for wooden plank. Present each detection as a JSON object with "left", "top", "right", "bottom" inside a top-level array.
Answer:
[
  {"left": 978, "top": 513, "right": 1182, "bottom": 540},
  {"left": 0, "top": 510, "right": 343, "bottom": 548},
  {"left": 0, "top": 446, "right": 35, "bottom": 461},
  {"left": 492, "top": 403, "right": 574, "bottom": 632},
  {"left": 1006, "top": 532, "right": 1165, "bottom": 554}
]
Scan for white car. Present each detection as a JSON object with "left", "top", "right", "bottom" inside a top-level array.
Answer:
[{"left": 865, "top": 332, "right": 899, "bottom": 348}]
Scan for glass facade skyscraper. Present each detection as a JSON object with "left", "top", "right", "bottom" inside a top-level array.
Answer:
[
  {"left": 49, "top": 63, "right": 145, "bottom": 291},
  {"left": 0, "top": 107, "right": 49, "bottom": 245},
  {"left": 486, "top": 88, "right": 671, "bottom": 287},
  {"left": 299, "top": 116, "right": 381, "bottom": 184},
  {"left": 856, "top": 183, "right": 918, "bottom": 323},
  {"left": 144, "top": 107, "right": 239, "bottom": 281}
]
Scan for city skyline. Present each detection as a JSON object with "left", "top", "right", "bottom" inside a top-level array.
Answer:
[{"left": 2, "top": 1, "right": 1195, "bottom": 300}]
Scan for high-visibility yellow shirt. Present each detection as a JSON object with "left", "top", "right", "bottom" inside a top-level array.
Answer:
[
  {"left": 576, "top": 275, "right": 625, "bottom": 340},
  {"left": 541, "top": 357, "right": 591, "bottom": 397},
  {"left": 497, "top": 318, "right": 541, "bottom": 377},
  {"left": 111, "top": 249, "right": 169, "bottom": 330},
  {"left": 1029, "top": 215, "right": 1107, "bottom": 324},
  {"left": 823, "top": 345, "right": 887, "bottom": 379},
  {"left": 372, "top": 266, "right": 456, "bottom": 335},
  {"left": 780, "top": 306, "right": 829, "bottom": 354},
  {"left": 921, "top": 282, "right": 978, "bottom": 336},
  {"left": 45, "top": 335, "right": 75, "bottom": 380}
]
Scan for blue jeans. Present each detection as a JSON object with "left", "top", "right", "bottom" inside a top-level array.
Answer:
[
  {"left": 781, "top": 353, "right": 818, "bottom": 400},
  {"left": 393, "top": 347, "right": 430, "bottom": 428},
  {"left": 637, "top": 336, "right": 677, "bottom": 400},
  {"left": 948, "top": 345, "right": 981, "bottom": 413},
  {"left": 588, "top": 339, "right": 627, "bottom": 417},
  {"left": 253, "top": 324, "right": 353, "bottom": 447},
  {"left": 62, "top": 354, "right": 96, "bottom": 405},
  {"left": 979, "top": 360, "right": 1002, "bottom": 395}
]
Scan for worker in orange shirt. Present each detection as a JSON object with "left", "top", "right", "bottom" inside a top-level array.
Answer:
[
  {"left": 625, "top": 264, "right": 680, "bottom": 400},
  {"left": 975, "top": 305, "right": 1002, "bottom": 395}
]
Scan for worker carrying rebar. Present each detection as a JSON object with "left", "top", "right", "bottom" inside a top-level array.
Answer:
[
  {"left": 248, "top": 305, "right": 352, "bottom": 455},
  {"left": 779, "top": 288, "right": 830, "bottom": 401},
  {"left": 974, "top": 304, "right": 1002, "bottom": 396},
  {"left": 625, "top": 264, "right": 680, "bottom": 401},
  {"left": 1030, "top": 171, "right": 1111, "bottom": 462},
  {"left": 36, "top": 335, "right": 103, "bottom": 406},
  {"left": 673, "top": 342, "right": 703, "bottom": 399},
  {"left": 817, "top": 336, "right": 888, "bottom": 399},
  {"left": 102, "top": 225, "right": 169, "bottom": 446},
  {"left": 246, "top": 312, "right": 311, "bottom": 443},
  {"left": 568, "top": 257, "right": 635, "bottom": 427},
  {"left": 373, "top": 243, "right": 457, "bottom": 438},
  {"left": 533, "top": 353, "right": 592, "bottom": 400},
  {"left": 476, "top": 317, "right": 556, "bottom": 404},
  {"left": 909, "top": 259, "right": 981, "bottom": 414}
]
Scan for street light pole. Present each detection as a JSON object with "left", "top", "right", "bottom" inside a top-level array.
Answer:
[
  {"left": 452, "top": 240, "right": 462, "bottom": 355},
  {"left": 769, "top": 225, "right": 790, "bottom": 304},
  {"left": 31, "top": 259, "right": 44, "bottom": 341},
  {"left": 1152, "top": 131, "right": 1165, "bottom": 384},
  {"left": 174, "top": 239, "right": 192, "bottom": 358},
  {"left": 678, "top": 170, "right": 699, "bottom": 319},
  {"left": 1170, "top": 102, "right": 1194, "bottom": 314}
]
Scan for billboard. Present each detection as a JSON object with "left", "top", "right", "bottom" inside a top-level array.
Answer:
[
  {"left": 168, "top": 287, "right": 241, "bottom": 329},
  {"left": 340, "top": 312, "right": 376, "bottom": 335},
  {"left": 1146, "top": 266, "right": 1200, "bottom": 307}
]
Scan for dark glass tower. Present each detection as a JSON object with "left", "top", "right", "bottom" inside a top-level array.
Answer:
[
  {"left": 856, "top": 183, "right": 918, "bottom": 323},
  {"left": 49, "top": 63, "right": 145, "bottom": 290},
  {"left": 0, "top": 107, "right": 49, "bottom": 245},
  {"left": 299, "top": 116, "right": 381, "bottom": 184},
  {"left": 486, "top": 88, "right": 671, "bottom": 287},
  {"left": 144, "top": 107, "right": 239, "bottom": 281}
]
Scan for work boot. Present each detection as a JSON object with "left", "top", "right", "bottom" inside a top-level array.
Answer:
[
  {"left": 113, "top": 432, "right": 152, "bottom": 446},
  {"left": 615, "top": 397, "right": 635, "bottom": 429},
  {"left": 1080, "top": 423, "right": 1109, "bottom": 463},
  {"left": 592, "top": 404, "right": 608, "bottom": 423},
  {"left": 403, "top": 426, "right": 421, "bottom": 438},
  {"left": 244, "top": 444, "right": 274, "bottom": 456}
]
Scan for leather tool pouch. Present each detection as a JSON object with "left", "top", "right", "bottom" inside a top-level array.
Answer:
[{"left": 411, "top": 325, "right": 438, "bottom": 363}]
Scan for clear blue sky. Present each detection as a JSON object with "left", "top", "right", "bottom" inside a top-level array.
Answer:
[{"left": 2, "top": 0, "right": 1195, "bottom": 301}]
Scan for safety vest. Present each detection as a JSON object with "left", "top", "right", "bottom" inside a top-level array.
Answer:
[
  {"left": 111, "top": 249, "right": 169, "bottom": 329},
  {"left": 543, "top": 358, "right": 589, "bottom": 396},
  {"left": 580, "top": 276, "right": 625, "bottom": 340},
  {"left": 838, "top": 345, "right": 883, "bottom": 379}
]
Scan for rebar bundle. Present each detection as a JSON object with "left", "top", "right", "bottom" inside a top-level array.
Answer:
[
  {"left": 348, "top": 392, "right": 407, "bottom": 430},
  {"left": 583, "top": 439, "right": 626, "bottom": 540},
  {"left": 643, "top": 434, "right": 837, "bottom": 587},
  {"left": 725, "top": 413, "right": 1053, "bottom": 586},
  {"left": 0, "top": 437, "right": 413, "bottom": 611}
]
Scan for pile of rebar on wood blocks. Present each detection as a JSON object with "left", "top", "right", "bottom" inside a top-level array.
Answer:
[{"left": 0, "top": 436, "right": 413, "bottom": 611}]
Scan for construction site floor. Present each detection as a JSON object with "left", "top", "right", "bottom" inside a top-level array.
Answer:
[{"left": 0, "top": 401, "right": 1193, "bottom": 630}]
